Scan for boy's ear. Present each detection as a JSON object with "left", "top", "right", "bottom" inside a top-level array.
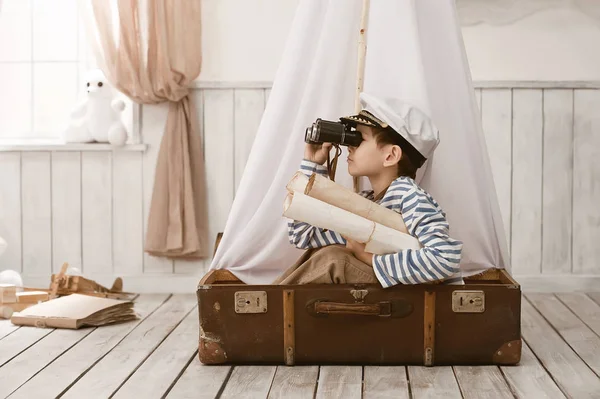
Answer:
[{"left": 383, "top": 145, "right": 402, "bottom": 167}]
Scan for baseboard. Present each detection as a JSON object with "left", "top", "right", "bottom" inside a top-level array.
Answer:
[
  {"left": 22, "top": 274, "right": 204, "bottom": 294},
  {"left": 188, "top": 80, "right": 600, "bottom": 90},
  {"left": 513, "top": 274, "right": 600, "bottom": 293},
  {"left": 20, "top": 273, "right": 600, "bottom": 294}
]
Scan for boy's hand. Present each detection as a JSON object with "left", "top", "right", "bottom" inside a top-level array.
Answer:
[
  {"left": 343, "top": 236, "right": 373, "bottom": 266},
  {"left": 304, "top": 142, "right": 333, "bottom": 165}
]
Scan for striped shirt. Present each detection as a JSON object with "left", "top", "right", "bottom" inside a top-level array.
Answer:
[{"left": 288, "top": 159, "right": 464, "bottom": 287}]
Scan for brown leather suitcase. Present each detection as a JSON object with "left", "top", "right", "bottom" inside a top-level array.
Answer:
[{"left": 196, "top": 267, "right": 521, "bottom": 366}]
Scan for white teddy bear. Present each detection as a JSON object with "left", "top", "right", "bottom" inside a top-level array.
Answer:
[{"left": 64, "top": 69, "right": 128, "bottom": 146}]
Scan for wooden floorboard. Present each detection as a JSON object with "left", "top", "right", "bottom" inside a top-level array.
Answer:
[
  {"left": 267, "top": 366, "right": 319, "bottom": 399},
  {"left": 1, "top": 292, "right": 600, "bottom": 398},
  {"left": 0, "top": 325, "right": 53, "bottom": 367},
  {"left": 60, "top": 294, "right": 196, "bottom": 398},
  {"left": 500, "top": 341, "right": 565, "bottom": 398},
  {"left": 219, "top": 366, "right": 277, "bottom": 399},
  {"left": 315, "top": 366, "right": 362, "bottom": 399},
  {"left": 521, "top": 295, "right": 600, "bottom": 398},
  {"left": 587, "top": 292, "right": 600, "bottom": 307},
  {"left": 364, "top": 366, "right": 410, "bottom": 398},
  {"left": 0, "top": 321, "right": 19, "bottom": 341},
  {"left": 408, "top": 366, "right": 461, "bottom": 399},
  {"left": 527, "top": 293, "right": 600, "bottom": 376},
  {"left": 556, "top": 292, "right": 600, "bottom": 337},
  {"left": 113, "top": 305, "right": 199, "bottom": 399},
  {"left": 8, "top": 294, "right": 169, "bottom": 399},
  {"left": 166, "top": 359, "right": 231, "bottom": 399},
  {"left": 453, "top": 366, "right": 514, "bottom": 398},
  {"left": 0, "top": 327, "right": 93, "bottom": 397}
]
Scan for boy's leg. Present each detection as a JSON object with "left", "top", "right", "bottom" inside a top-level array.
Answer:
[
  {"left": 271, "top": 247, "right": 318, "bottom": 284},
  {"left": 273, "top": 245, "right": 378, "bottom": 285}
]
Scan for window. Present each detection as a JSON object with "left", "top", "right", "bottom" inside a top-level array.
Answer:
[{"left": 0, "top": 0, "right": 92, "bottom": 141}]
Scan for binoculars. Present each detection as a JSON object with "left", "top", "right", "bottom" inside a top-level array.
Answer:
[{"left": 304, "top": 119, "right": 363, "bottom": 147}]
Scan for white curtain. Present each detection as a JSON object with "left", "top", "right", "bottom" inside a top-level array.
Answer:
[{"left": 209, "top": 0, "right": 510, "bottom": 284}]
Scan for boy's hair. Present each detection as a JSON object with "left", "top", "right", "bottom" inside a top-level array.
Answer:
[{"left": 372, "top": 127, "right": 419, "bottom": 179}]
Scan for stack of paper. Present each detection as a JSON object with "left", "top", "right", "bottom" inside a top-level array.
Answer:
[{"left": 11, "top": 294, "right": 138, "bottom": 329}]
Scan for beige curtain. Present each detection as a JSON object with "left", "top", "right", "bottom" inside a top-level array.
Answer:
[{"left": 88, "top": 0, "right": 208, "bottom": 258}]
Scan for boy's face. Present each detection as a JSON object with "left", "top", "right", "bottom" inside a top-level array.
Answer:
[{"left": 347, "top": 125, "right": 400, "bottom": 177}]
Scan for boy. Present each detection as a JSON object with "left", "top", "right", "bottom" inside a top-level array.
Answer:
[{"left": 274, "top": 93, "right": 463, "bottom": 287}]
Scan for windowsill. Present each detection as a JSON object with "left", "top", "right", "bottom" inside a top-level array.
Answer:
[{"left": 0, "top": 140, "right": 147, "bottom": 152}]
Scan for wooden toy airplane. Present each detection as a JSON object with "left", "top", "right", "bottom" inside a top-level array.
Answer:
[{"left": 46, "top": 263, "right": 135, "bottom": 300}]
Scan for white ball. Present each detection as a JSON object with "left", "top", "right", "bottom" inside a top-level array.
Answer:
[
  {"left": 0, "top": 269, "right": 23, "bottom": 288},
  {"left": 67, "top": 266, "right": 82, "bottom": 276}
]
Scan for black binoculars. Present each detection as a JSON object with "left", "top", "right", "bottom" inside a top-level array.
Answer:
[{"left": 304, "top": 119, "right": 363, "bottom": 147}]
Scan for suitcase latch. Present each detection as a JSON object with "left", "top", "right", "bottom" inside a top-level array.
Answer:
[
  {"left": 235, "top": 291, "right": 268, "bottom": 314},
  {"left": 452, "top": 290, "right": 485, "bottom": 313}
]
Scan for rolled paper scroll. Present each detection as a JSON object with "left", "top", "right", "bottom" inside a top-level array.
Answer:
[
  {"left": 286, "top": 172, "right": 310, "bottom": 194},
  {"left": 305, "top": 173, "right": 409, "bottom": 233},
  {"left": 283, "top": 192, "right": 420, "bottom": 255}
]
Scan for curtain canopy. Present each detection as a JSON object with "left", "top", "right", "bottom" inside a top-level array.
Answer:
[{"left": 210, "top": 0, "right": 510, "bottom": 284}]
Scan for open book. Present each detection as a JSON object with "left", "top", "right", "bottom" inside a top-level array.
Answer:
[
  {"left": 283, "top": 172, "right": 421, "bottom": 254},
  {"left": 11, "top": 294, "right": 138, "bottom": 329}
]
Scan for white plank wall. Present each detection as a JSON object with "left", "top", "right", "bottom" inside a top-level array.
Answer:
[
  {"left": 81, "top": 152, "right": 112, "bottom": 276},
  {"left": 51, "top": 152, "right": 82, "bottom": 273},
  {"left": 543, "top": 90, "right": 573, "bottom": 274},
  {"left": 480, "top": 89, "right": 513, "bottom": 250},
  {"left": 113, "top": 151, "right": 144, "bottom": 276},
  {"left": 0, "top": 83, "right": 599, "bottom": 292},
  {"left": 0, "top": 153, "right": 22, "bottom": 273},
  {"left": 573, "top": 90, "right": 600, "bottom": 275},
  {"left": 512, "top": 89, "right": 543, "bottom": 275},
  {"left": 21, "top": 152, "right": 52, "bottom": 278}
]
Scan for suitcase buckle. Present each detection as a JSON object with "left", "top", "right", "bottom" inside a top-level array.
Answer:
[{"left": 379, "top": 301, "right": 392, "bottom": 317}]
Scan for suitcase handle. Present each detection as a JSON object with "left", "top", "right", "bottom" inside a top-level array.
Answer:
[{"left": 313, "top": 301, "right": 392, "bottom": 317}]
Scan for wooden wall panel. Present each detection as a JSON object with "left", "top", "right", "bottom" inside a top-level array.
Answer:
[
  {"left": 21, "top": 152, "right": 52, "bottom": 277},
  {"left": 511, "top": 89, "right": 543, "bottom": 275},
  {"left": 573, "top": 90, "right": 600, "bottom": 274},
  {"left": 542, "top": 90, "right": 573, "bottom": 274},
  {"left": 51, "top": 152, "right": 81, "bottom": 273},
  {"left": 0, "top": 153, "right": 22, "bottom": 273},
  {"left": 2, "top": 84, "right": 600, "bottom": 290}
]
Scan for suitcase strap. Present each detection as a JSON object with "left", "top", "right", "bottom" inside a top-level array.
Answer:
[
  {"left": 283, "top": 290, "right": 295, "bottom": 366},
  {"left": 424, "top": 291, "right": 436, "bottom": 366},
  {"left": 314, "top": 301, "right": 392, "bottom": 316}
]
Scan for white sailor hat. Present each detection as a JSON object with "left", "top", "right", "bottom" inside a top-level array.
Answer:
[{"left": 340, "top": 92, "right": 440, "bottom": 167}]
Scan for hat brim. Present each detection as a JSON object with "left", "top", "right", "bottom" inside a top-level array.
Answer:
[
  {"left": 341, "top": 109, "right": 427, "bottom": 168},
  {"left": 339, "top": 110, "right": 388, "bottom": 129}
]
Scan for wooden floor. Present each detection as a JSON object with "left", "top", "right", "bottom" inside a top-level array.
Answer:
[{"left": 1, "top": 293, "right": 600, "bottom": 399}]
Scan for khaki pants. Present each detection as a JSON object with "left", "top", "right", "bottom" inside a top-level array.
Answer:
[{"left": 272, "top": 245, "right": 378, "bottom": 285}]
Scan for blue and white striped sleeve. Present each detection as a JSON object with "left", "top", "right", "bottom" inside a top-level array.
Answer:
[
  {"left": 287, "top": 159, "right": 371, "bottom": 250},
  {"left": 372, "top": 187, "right": 463, "bottom": 287},
  {"left": 299, "top": 159, "right": 328, "bottom": 178}
]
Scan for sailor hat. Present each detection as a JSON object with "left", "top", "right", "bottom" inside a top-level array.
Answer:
[{"left": 340, "top": 92, "right": 440, "bottom": 167}]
